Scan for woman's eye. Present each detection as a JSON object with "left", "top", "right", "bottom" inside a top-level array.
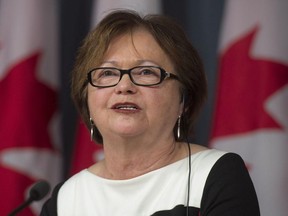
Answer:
[
  {"left": 139, "top": 69, "right": 155, "bottom": 76},
  {"left": 99, "top": 70, "right": 118, "bottom": 77}
]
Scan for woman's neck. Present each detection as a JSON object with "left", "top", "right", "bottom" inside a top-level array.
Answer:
[{"left": 89, "top": 138, "right": 188, "bottom": 180}]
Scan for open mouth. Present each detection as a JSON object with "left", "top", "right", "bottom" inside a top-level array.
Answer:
[{"left": 112, "top": 103, "right": 140, "bottom": 111}]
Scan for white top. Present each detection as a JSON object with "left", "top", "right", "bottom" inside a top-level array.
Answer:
[{"left": 58, "top": 149, "right": 226, "bottom": 216}]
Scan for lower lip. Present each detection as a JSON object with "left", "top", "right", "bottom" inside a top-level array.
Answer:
[{"left": 113, "top": 108, "right": 140, "bottom": 114}]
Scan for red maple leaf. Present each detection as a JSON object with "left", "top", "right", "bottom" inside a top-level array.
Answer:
[
  {"left": 0, "top": 52, "right": 57, "bottom": 215},
  {"left": 212, "top": 27, "right": 288, "bottom": 138}
]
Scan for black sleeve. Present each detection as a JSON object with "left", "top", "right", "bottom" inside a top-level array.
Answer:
[
  {"left": 40, "top": 182, "right": 64, "bottom": 216},
  {"left": 200, "top": 153, "right": 260, "bottom": 216}
]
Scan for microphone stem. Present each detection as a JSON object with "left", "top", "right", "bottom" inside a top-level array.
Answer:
[{"left": 8, "top": 197, "right": 33, "bottom": 216}]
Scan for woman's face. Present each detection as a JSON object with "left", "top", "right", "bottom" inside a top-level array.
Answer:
[{"left": 87, "top": 28, "right": 183, "bottom": 142}]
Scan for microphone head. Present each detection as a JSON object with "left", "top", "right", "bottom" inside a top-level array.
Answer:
[{"left": 29, "top": 180, "right": 51, "bottom": 201}]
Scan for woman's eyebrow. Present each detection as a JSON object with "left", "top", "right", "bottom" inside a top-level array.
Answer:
[{"left": 100, "top": 60, "right": 160, "bottom": 67}]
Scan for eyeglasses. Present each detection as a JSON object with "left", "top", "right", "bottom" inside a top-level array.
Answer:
[{"left": 87, "top": 66, "right": 179, "bottom": 88}]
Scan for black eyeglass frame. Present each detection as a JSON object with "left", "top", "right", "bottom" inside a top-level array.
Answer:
[{"left": 87, "top": 66, "right": 179, "bottom": 88}]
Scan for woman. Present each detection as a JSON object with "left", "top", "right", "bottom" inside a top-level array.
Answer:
[{"left": 41, "top": 10, "right": 260, "bottom": 215}]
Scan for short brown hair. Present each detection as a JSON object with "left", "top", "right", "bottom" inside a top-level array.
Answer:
[{"left": 71, "top": 10, "right": 207, "bottom": 143}]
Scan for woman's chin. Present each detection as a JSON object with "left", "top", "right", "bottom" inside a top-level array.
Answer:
[
  {"left": 110, "top": 126, "right": 145, "bottom": 139},
  {"left": 116, "top": 129, "right": 143, "bottom": 138}
]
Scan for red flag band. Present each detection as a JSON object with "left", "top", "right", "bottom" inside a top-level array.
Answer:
[
  {"left": 0, "top": 0, "right": 62, "bottom": 215},
  {"left": 210, "top": 1, "right": 288, "bottom": 215}
]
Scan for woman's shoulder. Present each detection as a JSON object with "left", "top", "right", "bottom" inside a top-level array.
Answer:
[
  {"left": 190, "top": 144, "right": 227, "bottom": 161},
  {"left": 200, "top": 151, "right": 260, "bottom": 215},
  {"left": 61, "top": 169, "right": 90, "bottom": 188},
  {"left": 189, "top": 144, "right": 246, "bottom": 174},
  {"left": 173, "top": 143, "right": 229, "bottom": 171},
  {"left": 40, "top": 182, "right": 65, "bottom": 215},
  {"left": 190, "top": 143, "right": 209, "bottom": 153}
]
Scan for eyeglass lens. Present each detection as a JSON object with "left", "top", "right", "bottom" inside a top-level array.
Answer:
[{"left": 90, "top": 66, "right": 162, "bottom": 87}]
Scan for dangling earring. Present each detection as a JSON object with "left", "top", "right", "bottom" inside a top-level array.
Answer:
[
  {"left": 177, "top": 115, "right": 181, "bottom": 140},
  {"left": 90, "top": 117, "right": 94, "bottom": 141}
]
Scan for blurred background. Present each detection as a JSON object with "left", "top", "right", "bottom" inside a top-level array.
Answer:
[{"left": 0, "top": 0, "right": 287, "bottom": 215}]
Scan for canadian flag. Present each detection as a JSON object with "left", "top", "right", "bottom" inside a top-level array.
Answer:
[
  {"left": 70, "top": 0, "right": 162, "bottom": 175},
  {"left": 210, "top": 1, "right": 288, "bottom": 215},
  {"left": 0, "top": 0, "right": 62, "bottom": 215}
]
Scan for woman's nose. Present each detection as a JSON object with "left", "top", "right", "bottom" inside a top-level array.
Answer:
[{"left": 114, "top": 74, "right": 137, "bottom": 94}]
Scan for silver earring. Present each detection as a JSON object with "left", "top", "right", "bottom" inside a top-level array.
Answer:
[
  {"left": 90, "top": 117, "right": 94, "bottom": 141},
  {"left": 177, "top": 115, "right": 181, "bottom": 139}
]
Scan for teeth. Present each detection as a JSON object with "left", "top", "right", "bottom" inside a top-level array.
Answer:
[
  {"left": 116, "top": 105, "right": 137, "bottom": 110},
  {"left": 119, "top": 107, "right": 136, "bottom": 110}
]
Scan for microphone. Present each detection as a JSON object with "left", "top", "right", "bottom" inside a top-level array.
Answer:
[{"left": 8, "top": 180, "right": 51, "bottom": 216}]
